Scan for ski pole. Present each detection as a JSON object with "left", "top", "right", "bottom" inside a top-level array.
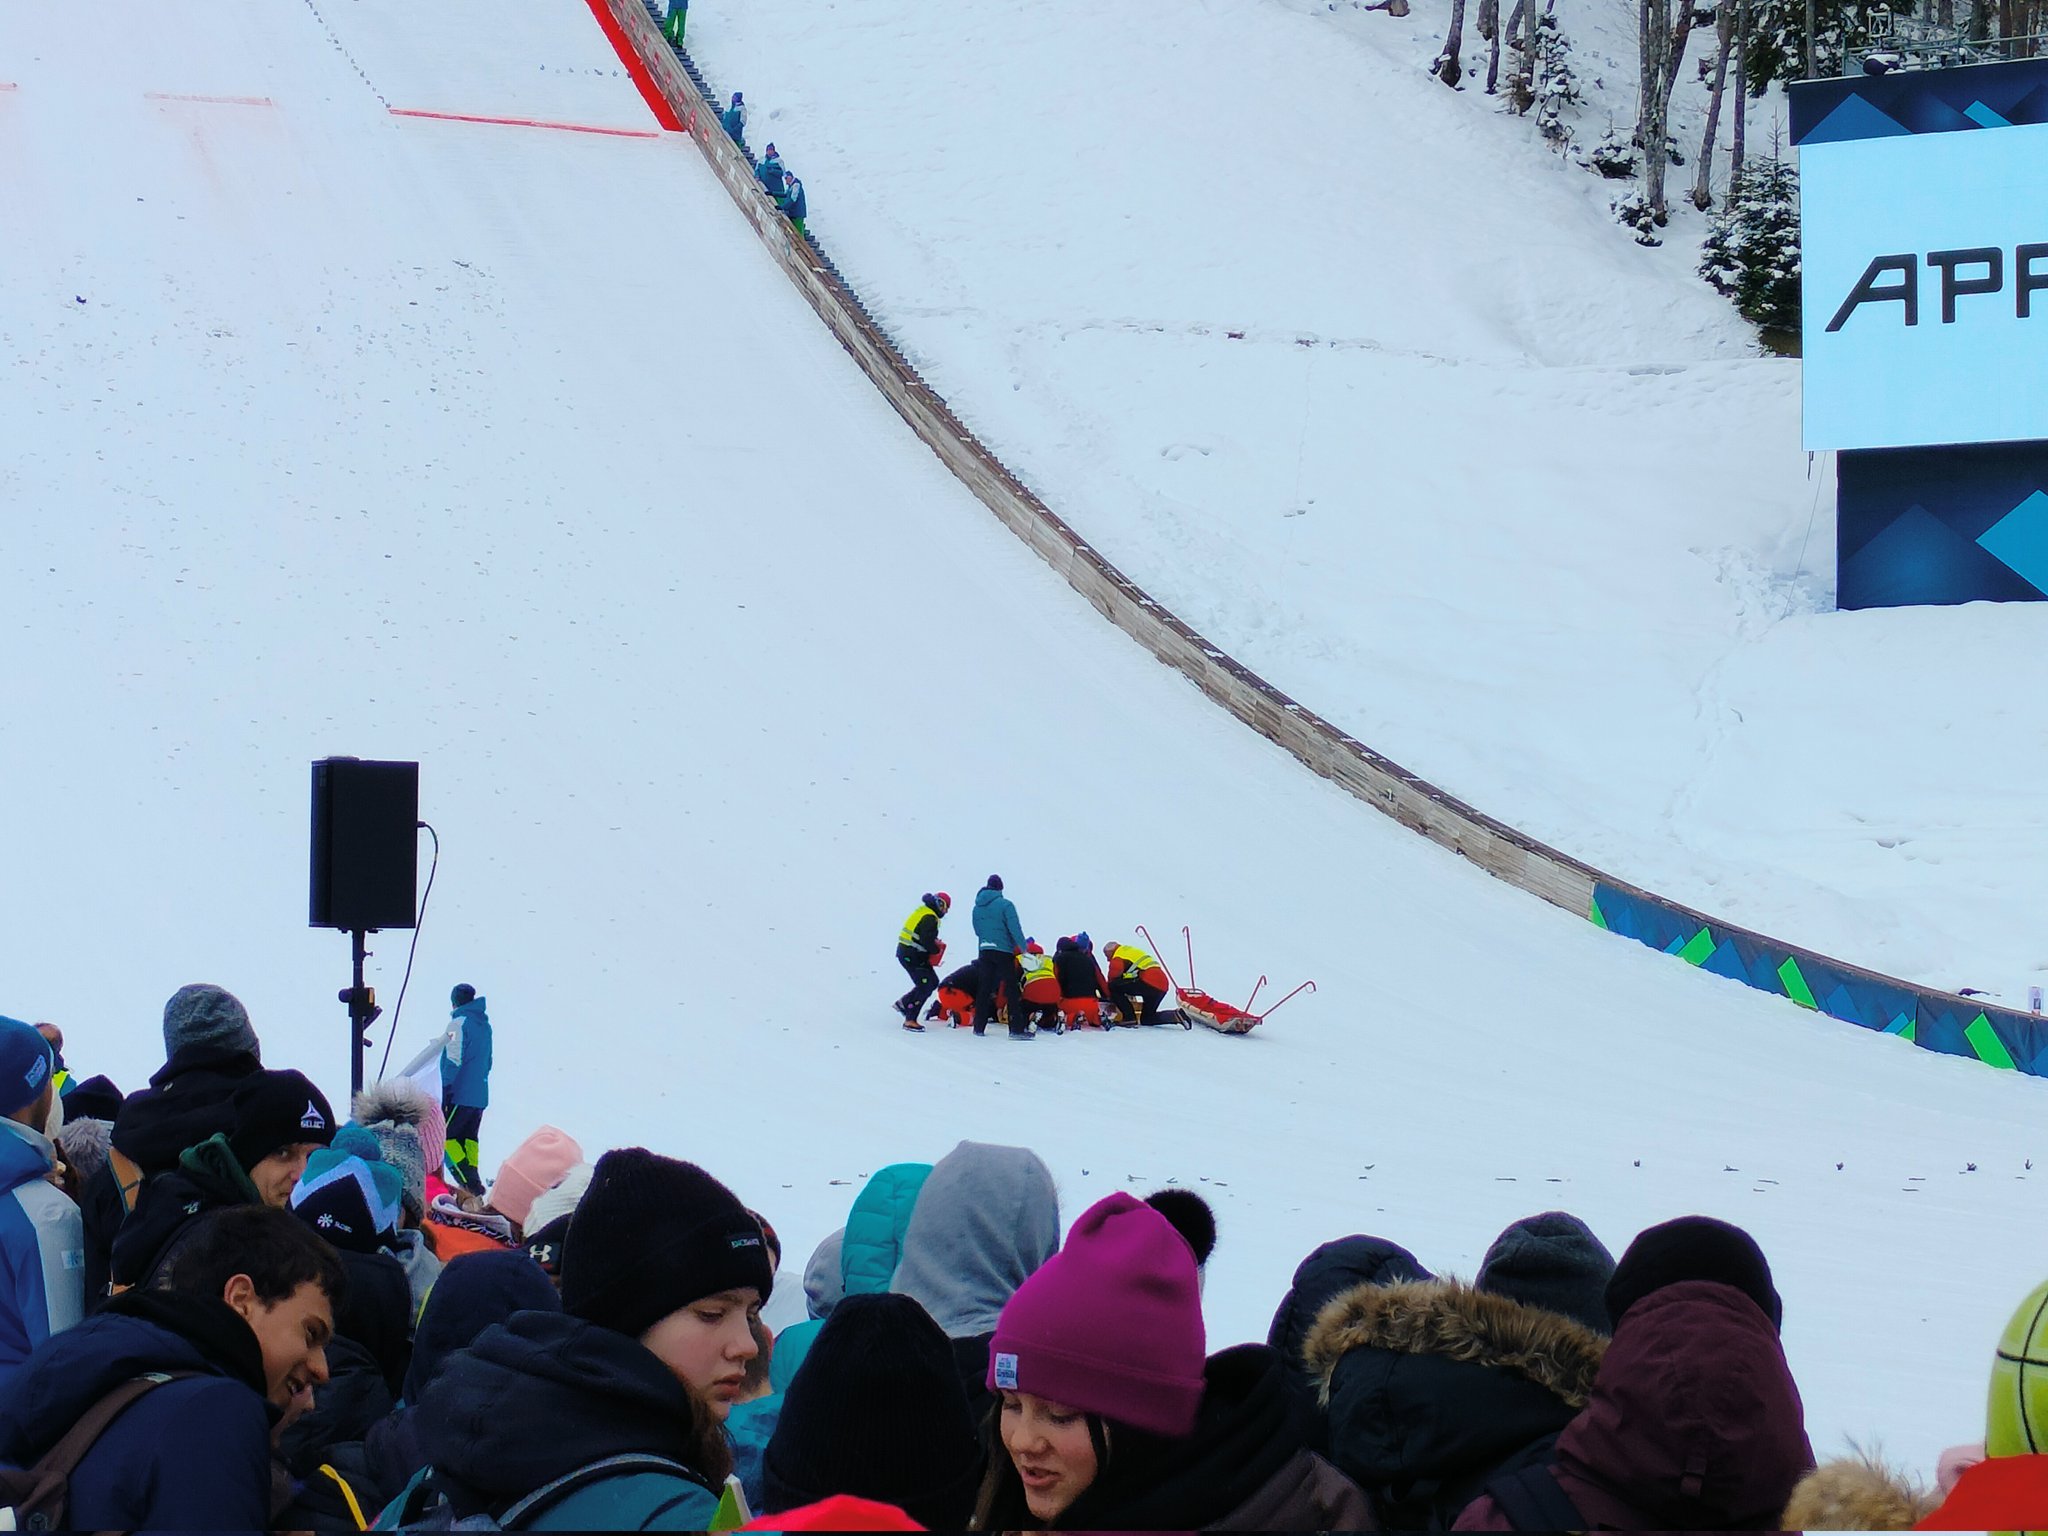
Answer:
[{"left": 1258, "top": 980, "right": 1317, "bottom": 1020}]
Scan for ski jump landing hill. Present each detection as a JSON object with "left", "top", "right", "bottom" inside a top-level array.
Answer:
[
  {"left": 4, "top": 0, "right": 2043, "bottom": 1469},
  {"left": 597, "top": 0, "right": 2048, "bottom": 1082}
]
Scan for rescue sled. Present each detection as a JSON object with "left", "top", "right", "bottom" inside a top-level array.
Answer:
[{"left": 1136, "top": 926, "right": 1316, "bottom": 1037}]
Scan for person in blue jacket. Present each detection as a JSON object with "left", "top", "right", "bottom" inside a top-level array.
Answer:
[
  {"left": 398, "top": 1149, "right": 771, "bottom": 1529},
  {"left": 441, "top": 984, "right": 492, "bottom": 1196},
  {"left": 758, "top": 144, "right": 787, "bottom": 203},
  {"left": 782, "top": 173, "right": 808, "bottom": 237},
  {"left": 0, "top": 1017, "right": 80, "bottom": 1392},
  {"left": 720, "top": 90, "right": 746, "bottom": 147},
  {"left": 0, "top": 1204, "right": 344, "bottom": 1530},
  {"left": 971, "top": 875, "right": 1031, "bottom": 1039}
]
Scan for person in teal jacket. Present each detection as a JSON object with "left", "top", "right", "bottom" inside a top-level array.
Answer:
[
  {"left": 394, "top": 1150, "right": 771, "bottom": 1529},
  {"left": 971, "top": 876, "right": 1030, "bottom": 1038},
  {"left": 440, "top": 984, "right": 491, "bottom": 1195},
  {"left": 731, "top": 1164, "right": 931, "bottom": 1506}
]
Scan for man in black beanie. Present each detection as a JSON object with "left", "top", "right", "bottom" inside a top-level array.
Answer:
[
  {"left": 761, "top": 1293, "right": 981, "bottom": 1529},
  {"left": 402, "top": 1149, "right": 772, "bottom": 1528},
  {"left": 1606, "top": 1214, "right": 1782, "bottom": 1331},
  {"left": 110, "top": 1069, "right": 335, "bottom": 1292}
]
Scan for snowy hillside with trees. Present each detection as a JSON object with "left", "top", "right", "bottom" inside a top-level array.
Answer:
[{"left": 683, "top": 0, "right": 2048, "bottom": 1000}]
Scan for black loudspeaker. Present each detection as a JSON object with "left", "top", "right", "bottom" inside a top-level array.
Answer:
[{"left": 309, "top": 758, "right": 420, "bottom": 930}]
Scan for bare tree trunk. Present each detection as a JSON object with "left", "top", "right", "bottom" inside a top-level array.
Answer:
[
  {"left": 1693, "top": 0, "right": 1733, "bottom": 207},
  {"left": 1805, "top": 0, "right": 1817, "bottom": 75},
  {"left": 1515, "top": 0, "right": 1540, "bottom": 109},
  {"left": 1731, "top": 0, "right": 1748, "bottom": 183},
  {"left": 1436, "top": 0, "right": 1469, "bottom": 85},
  {"left": 1640, "top": 0, "right": 1674, "bottom": 217},
  {"left": 1938, "top": 0, "right": 1954, "bottom": 25},
  {"left": 1477, "top": 0, "right": 1503, "bottom": 88},
  {"left": 1666, "top": 0, "right": 1702, "bottom": 92}
]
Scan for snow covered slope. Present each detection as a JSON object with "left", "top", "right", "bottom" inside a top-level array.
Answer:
[
  {"left": 1, "top": 0, "right": 2041, "bottom": 1472},
  {"left": 682, "top": 0, "right": 2048, "bottom": 1000}
]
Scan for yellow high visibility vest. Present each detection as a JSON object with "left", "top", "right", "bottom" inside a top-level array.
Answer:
[
  {"left": 1108, "top": 943, "right": 1158, "bottom": 973},
  {"left": 898, "top": 904, "right": 938, "bottom": 948},
  {"left": 1021, "top": 952, "right": 1056, "bottom": 986}
]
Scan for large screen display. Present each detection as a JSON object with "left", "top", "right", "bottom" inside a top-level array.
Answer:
[{"left": 1793, "top": 61, "right": 2048, "bottom": 451}]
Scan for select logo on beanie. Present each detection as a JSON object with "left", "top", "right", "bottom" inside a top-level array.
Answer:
[
  {"left": 300, "top": 1100, "right": 328, "bottom": 1131},
  {"left": 994, "top": 1352, "right": 1019, "bottom": 1391}
]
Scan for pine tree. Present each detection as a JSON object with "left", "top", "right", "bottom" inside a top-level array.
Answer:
[
  {"left": 1534, "top": 2, "right": 1583, "bottom": 143},
  {"left": 1699, "top": 151, "right": 1800, "bottom": 328}
]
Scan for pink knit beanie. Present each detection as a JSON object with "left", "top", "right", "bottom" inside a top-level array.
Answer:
[
  {"left": 987, "top": 1192, "right": 1206, "bottom": 1437},
  {"left": 414, "top": 1090, "right": 448, "bottom": 1173},
  {"left": 486, "top": 1124, "right": 585, "bottom": 1227}
]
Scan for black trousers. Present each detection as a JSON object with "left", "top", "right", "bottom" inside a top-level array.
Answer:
[
  {"left": 895, "top": 953, "right": 939, "bottom": 1014},
  {"left": 975, "top": 951, "right": 1023, "bottom": 1033},
  {"left": 445, "top": 1103, "right": 485, "bottom": 1194},
  {"left": 1111, "top": 976, "right": 1169, "bottom": 1024}
]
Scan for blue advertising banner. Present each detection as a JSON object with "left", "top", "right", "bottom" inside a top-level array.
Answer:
[{"left": 1793, "top": 60, "right": 2048, "bottom": 451}]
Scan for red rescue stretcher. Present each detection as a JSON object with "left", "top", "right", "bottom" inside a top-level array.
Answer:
[{"left": 1136, "top": 926, "right": 1316, "bottom": 1037}]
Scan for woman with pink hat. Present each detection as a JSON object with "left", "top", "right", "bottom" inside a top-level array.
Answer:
[{"left": 971, "top": 1192, "right": 1368, "bottom": 1529}]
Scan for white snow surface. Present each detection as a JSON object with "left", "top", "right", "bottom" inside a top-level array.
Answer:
[
  {"left": 1, "top": 0, "right": 2042, "bottom": 1478},
  {"left": 683, "top": 0, "right": 2048, "bottom": 1000}
]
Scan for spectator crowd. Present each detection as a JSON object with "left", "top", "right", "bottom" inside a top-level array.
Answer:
[{"left": 0, "top": 986, "right": 2040, "bottom": 1530}]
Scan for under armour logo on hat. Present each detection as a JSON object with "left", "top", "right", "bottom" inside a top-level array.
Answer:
[
  {"left": 300, "top": 1100, "right": 327, "bottom": 1130},
  {"left": 994, "top": 1352, "right": 1019, "bottom": 1390}
]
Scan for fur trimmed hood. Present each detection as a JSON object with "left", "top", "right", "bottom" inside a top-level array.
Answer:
[
  {"left": 352, "top": 1079, "right": 433, "bottom": 1130},
  {"left": 1304, "top": 1276, "right": 1607, "bottom": 1410},
  {"left": 1782, "top": 1455, "right": 1933, "bottom": 1530}
]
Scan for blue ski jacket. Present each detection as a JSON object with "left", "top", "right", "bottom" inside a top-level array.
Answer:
[
  {"left": 972, "top": 886, "right": 1026, "bottom": 954},
  {"left": 0, "top": 1119, "right": 82, "bottom": 1392},
  {"left": 441, "top": 997, "right": 493, "bottom": 1109}
]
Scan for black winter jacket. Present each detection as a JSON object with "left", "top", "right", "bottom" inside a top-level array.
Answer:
[
  {"left": 0, "top": 1290, "right": 275, "bottom": 1529},
  {"left": 412, "top": 1309, "right": 720, "bottom": 1518},
  {"left": 82, "top": 1042, "right": 262, "bottom": 1310},
  {"left": 1305, "top": 1277, "right": 1607, "bottom": 1530},
  {"left": 1005, "top": 1344, "right": 1371, "bottom": 1531},
  {"left": 1052, "top": 938, "right": 1107, "bottom": 1000}
]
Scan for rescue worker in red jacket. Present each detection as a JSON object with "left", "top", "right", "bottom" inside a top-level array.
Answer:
[
  {"left": 1104, "top": 939, "right": 1173, "bottom": 1025},
  {"left": 893, "top": 893, "right": 951, "bottom": 1030},
  {"left": 1017, "top": 941, "right": 1066, "bottom": 1034},
  {"left": 927, "top": 961, "right": 984, "bottom": 1029}
]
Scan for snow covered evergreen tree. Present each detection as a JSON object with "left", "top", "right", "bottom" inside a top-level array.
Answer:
[
  {"left": 1533, "top": 2, "right": 1583, "bottom": 144},
  {"left": 1699, "top": 152, "right": 1800, "bottom": 328}
]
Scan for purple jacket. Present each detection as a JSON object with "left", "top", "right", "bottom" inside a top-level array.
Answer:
[{"left": 1455, "top": 1280, "right": 1813, "bottom": 1530}]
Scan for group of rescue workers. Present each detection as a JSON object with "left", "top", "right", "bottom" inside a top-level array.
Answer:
[{"left": 891, "top": 877, "right": 1181, "bottom": 1039}]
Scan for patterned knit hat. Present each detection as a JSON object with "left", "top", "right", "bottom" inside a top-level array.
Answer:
[{"left": 291, "top": 1149, "right": 403, "bottom": 1254}]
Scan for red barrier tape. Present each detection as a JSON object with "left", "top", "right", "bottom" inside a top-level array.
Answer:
[{"left": 388, "top": 107, "right": 660, "bottom": 138}]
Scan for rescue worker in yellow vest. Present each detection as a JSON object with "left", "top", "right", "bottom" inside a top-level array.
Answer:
[
  {"left": 1104, "top": 940, "right": 1174, "bottom": 1025},
  {"left": 893, "top": 892, "right": 952, "bottom": 1030},
  {"left": 1017, "top": 940, "right": 1065, "bottom": 1034}
]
